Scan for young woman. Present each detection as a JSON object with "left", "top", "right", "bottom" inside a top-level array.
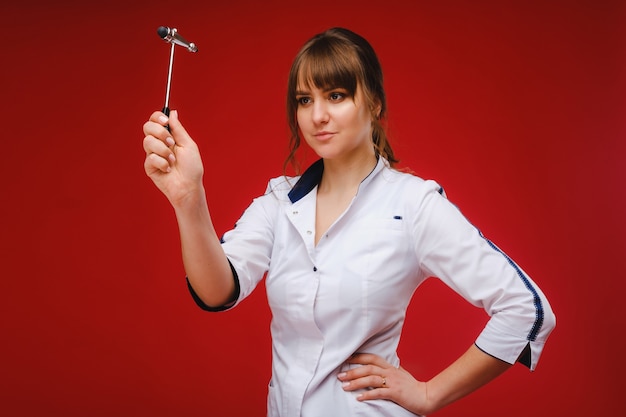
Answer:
[{"left": 142, "top": 27, "right": 555, "bottom": 417}]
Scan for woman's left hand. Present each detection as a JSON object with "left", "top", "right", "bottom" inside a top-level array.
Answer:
[{"left": 337, "top": 353, "right": 429, "bottom": 415}]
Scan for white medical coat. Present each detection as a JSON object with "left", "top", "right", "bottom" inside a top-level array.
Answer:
[{"left": 192, "top": 157, "right": 555, "bottom": 416}]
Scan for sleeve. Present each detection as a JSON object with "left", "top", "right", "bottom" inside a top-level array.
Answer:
[
  {"left": 413, "top": 180, "right": 556, "bottom": 371},
  {"left": 186, "top": 259, "right": 241, "bottom": 312}
]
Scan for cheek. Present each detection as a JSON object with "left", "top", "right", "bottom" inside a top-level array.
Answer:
[
  {"left": 341, "top": 104, "right": 370, "bottom": 129},
  {"left": 351, "top": 110, "right": 373, "bottom": 136},
  {"left": 296, "top": 109, "right": 308, "bottom": 130},
  {"left": 296, "top": 111, "right": 312, "bottom": 144}
]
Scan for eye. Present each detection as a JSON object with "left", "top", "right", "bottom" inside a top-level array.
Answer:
[
  {"left": 297, "top": 96, "right": 311, "bottom": 105},
  {"left": 329, "top": 92, "right": 344, "bottom": 101}
]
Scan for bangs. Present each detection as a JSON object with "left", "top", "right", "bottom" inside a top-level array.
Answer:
[{"left": 295, "top": 41, "right": 360, "bottom": 95}]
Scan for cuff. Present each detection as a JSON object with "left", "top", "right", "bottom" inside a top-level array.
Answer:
[{"left": 186, "top": 258, "right": 241, "bottom": 312}]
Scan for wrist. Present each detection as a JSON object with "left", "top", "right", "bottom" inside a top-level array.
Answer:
[
  {"left": 419, "top": 380, "right": 440, "bottom": 416},
  {"left": 171, "top": 185, "right": 207, "bottom": 211}
]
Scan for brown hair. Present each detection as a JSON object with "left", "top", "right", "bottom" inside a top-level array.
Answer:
[{"left": 284, "top": 27, "right": 397, "bottom": 175}]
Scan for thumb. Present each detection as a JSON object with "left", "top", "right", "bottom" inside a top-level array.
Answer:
[{"left": 168, "top": 110, "right": 192, "bottom": 145}]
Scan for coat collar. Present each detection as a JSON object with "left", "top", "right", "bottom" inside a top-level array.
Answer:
[{"left": 287, "top": 156, "right": 386, "bottom": 203}]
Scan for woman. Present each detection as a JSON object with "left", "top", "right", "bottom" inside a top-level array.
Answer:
[{"left": 142, "top": 27, "right": 555, "bottom": 416}]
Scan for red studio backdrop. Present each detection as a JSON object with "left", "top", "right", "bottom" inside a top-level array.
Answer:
[{"left": 2, "top": 1, "right": 624, "bottom": 416}]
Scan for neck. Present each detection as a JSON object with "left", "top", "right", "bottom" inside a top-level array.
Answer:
[{"left": 319, "top": 150, "right": 377, "bottom": 194}]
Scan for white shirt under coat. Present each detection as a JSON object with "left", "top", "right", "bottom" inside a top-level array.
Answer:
[{"left": 192, "top": 157, "right": 556, "bottom": 417}]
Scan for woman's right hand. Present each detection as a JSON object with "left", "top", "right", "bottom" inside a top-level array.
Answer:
[{"left": 142, "top": 110, "right": 205, "bottom": 207}]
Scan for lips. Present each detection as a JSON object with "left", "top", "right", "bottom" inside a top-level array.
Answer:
[{"left": 314, "top": 131, "right": 335, "bottom": 141}]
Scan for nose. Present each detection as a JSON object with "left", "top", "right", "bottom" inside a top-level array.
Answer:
[{"left": 311, "top": 100, "right": 329, "bottom": 124}]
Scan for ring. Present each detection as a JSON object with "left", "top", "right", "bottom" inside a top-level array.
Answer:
[{"left": 381, "top": 377, "right": 387, "bottom": 388}]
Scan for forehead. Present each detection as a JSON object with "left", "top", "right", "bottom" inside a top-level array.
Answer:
[{"left": 295, "top": 52, "right": 359, "bottom": 93}]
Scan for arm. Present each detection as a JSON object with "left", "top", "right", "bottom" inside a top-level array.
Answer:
[
  {"left": 339, "top": 345, "right": 511, "bottom": 415},
  {"left": 339, "top": 182, "right": 555, "bottom": 414},
  {"left": 420, "top": 344, "right": 511, "bottom": 411},
  {"left": 143, "top": 110, "right": 236, "bottom": 307}
]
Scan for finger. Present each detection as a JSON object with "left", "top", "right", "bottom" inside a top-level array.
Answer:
[
  {"left": 168, "top": 110, "right": 192, "bottom": 146},
  {"left": 341, "top": 374, "right": 386, "bottom": 392},
  {"left": 143, "top": 111, "right": 174, "bottom": 141},
  {"left": 356, "top": 387, "right": 389, "bottom": 402},
  {"left": 148, "top": 110, "right": 169, "bottom": 126},
  {"left": 143, "top": 136, "right": 176, "bottom": 175},
  {"left": 143, "top": 119, "right": 174, "bottom": 145},
  {"left": 144, "top": 152, "right": 172, "bottom": 174},
  {"left": 338, "top": 364, "right": 379, "bottom": 382},
  {"left": 143, "top": 135, "right": 176, "bottom": 163},
  {"left": 348, "top": 353, "right": 390, "bottom": 368}
]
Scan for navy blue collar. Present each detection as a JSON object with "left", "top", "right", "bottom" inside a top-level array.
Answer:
[
  {"left": 287, "top": 156, "right": 385, "bottom": 204},
  {"left": 288, "top": 159, "right": 324, "bottom": 203}
]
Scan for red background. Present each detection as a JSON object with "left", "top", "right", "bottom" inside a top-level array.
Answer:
[{"left": 2, "top": 1, "right": 624, "bottom": 415}]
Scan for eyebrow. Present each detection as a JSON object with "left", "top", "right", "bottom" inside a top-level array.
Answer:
[{"left": 295, "top": 86, "right": 347, "bottom": 96}]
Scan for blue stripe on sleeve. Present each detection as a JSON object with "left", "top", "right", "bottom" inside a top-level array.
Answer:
[{"left": 478, "top": 230, "right": 544, "bottom": 342}]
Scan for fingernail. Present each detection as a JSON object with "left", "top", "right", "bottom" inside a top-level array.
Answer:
[
  {"left": 337, "top": 372, "right": 346, "bottom": 379},
  {"left": 165, "top": 137, "right": 175, "bottom": 147},
  {"left": 168, "top": 153, "right": 176, "bottom": 163},
  {"left": 159, "top": 115, "right": 169, "bottom": 124},
  {"left": 342, "top": 382, "right": 350, "bottom": 388}
]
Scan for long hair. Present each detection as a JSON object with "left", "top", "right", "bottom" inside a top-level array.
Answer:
[{"left": 284, "top": 27, "right": 397, "bottom": 175}]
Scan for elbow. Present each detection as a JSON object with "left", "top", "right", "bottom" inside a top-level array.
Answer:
[
  {"left": 186, "top": 258, "right": 241, "bottom": 311},
  {"left": 540, "top": 300, "right": 556, "bottom": 338},
  {"left": 187, "top": 276, "right": 239, "bottom": 312}
]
